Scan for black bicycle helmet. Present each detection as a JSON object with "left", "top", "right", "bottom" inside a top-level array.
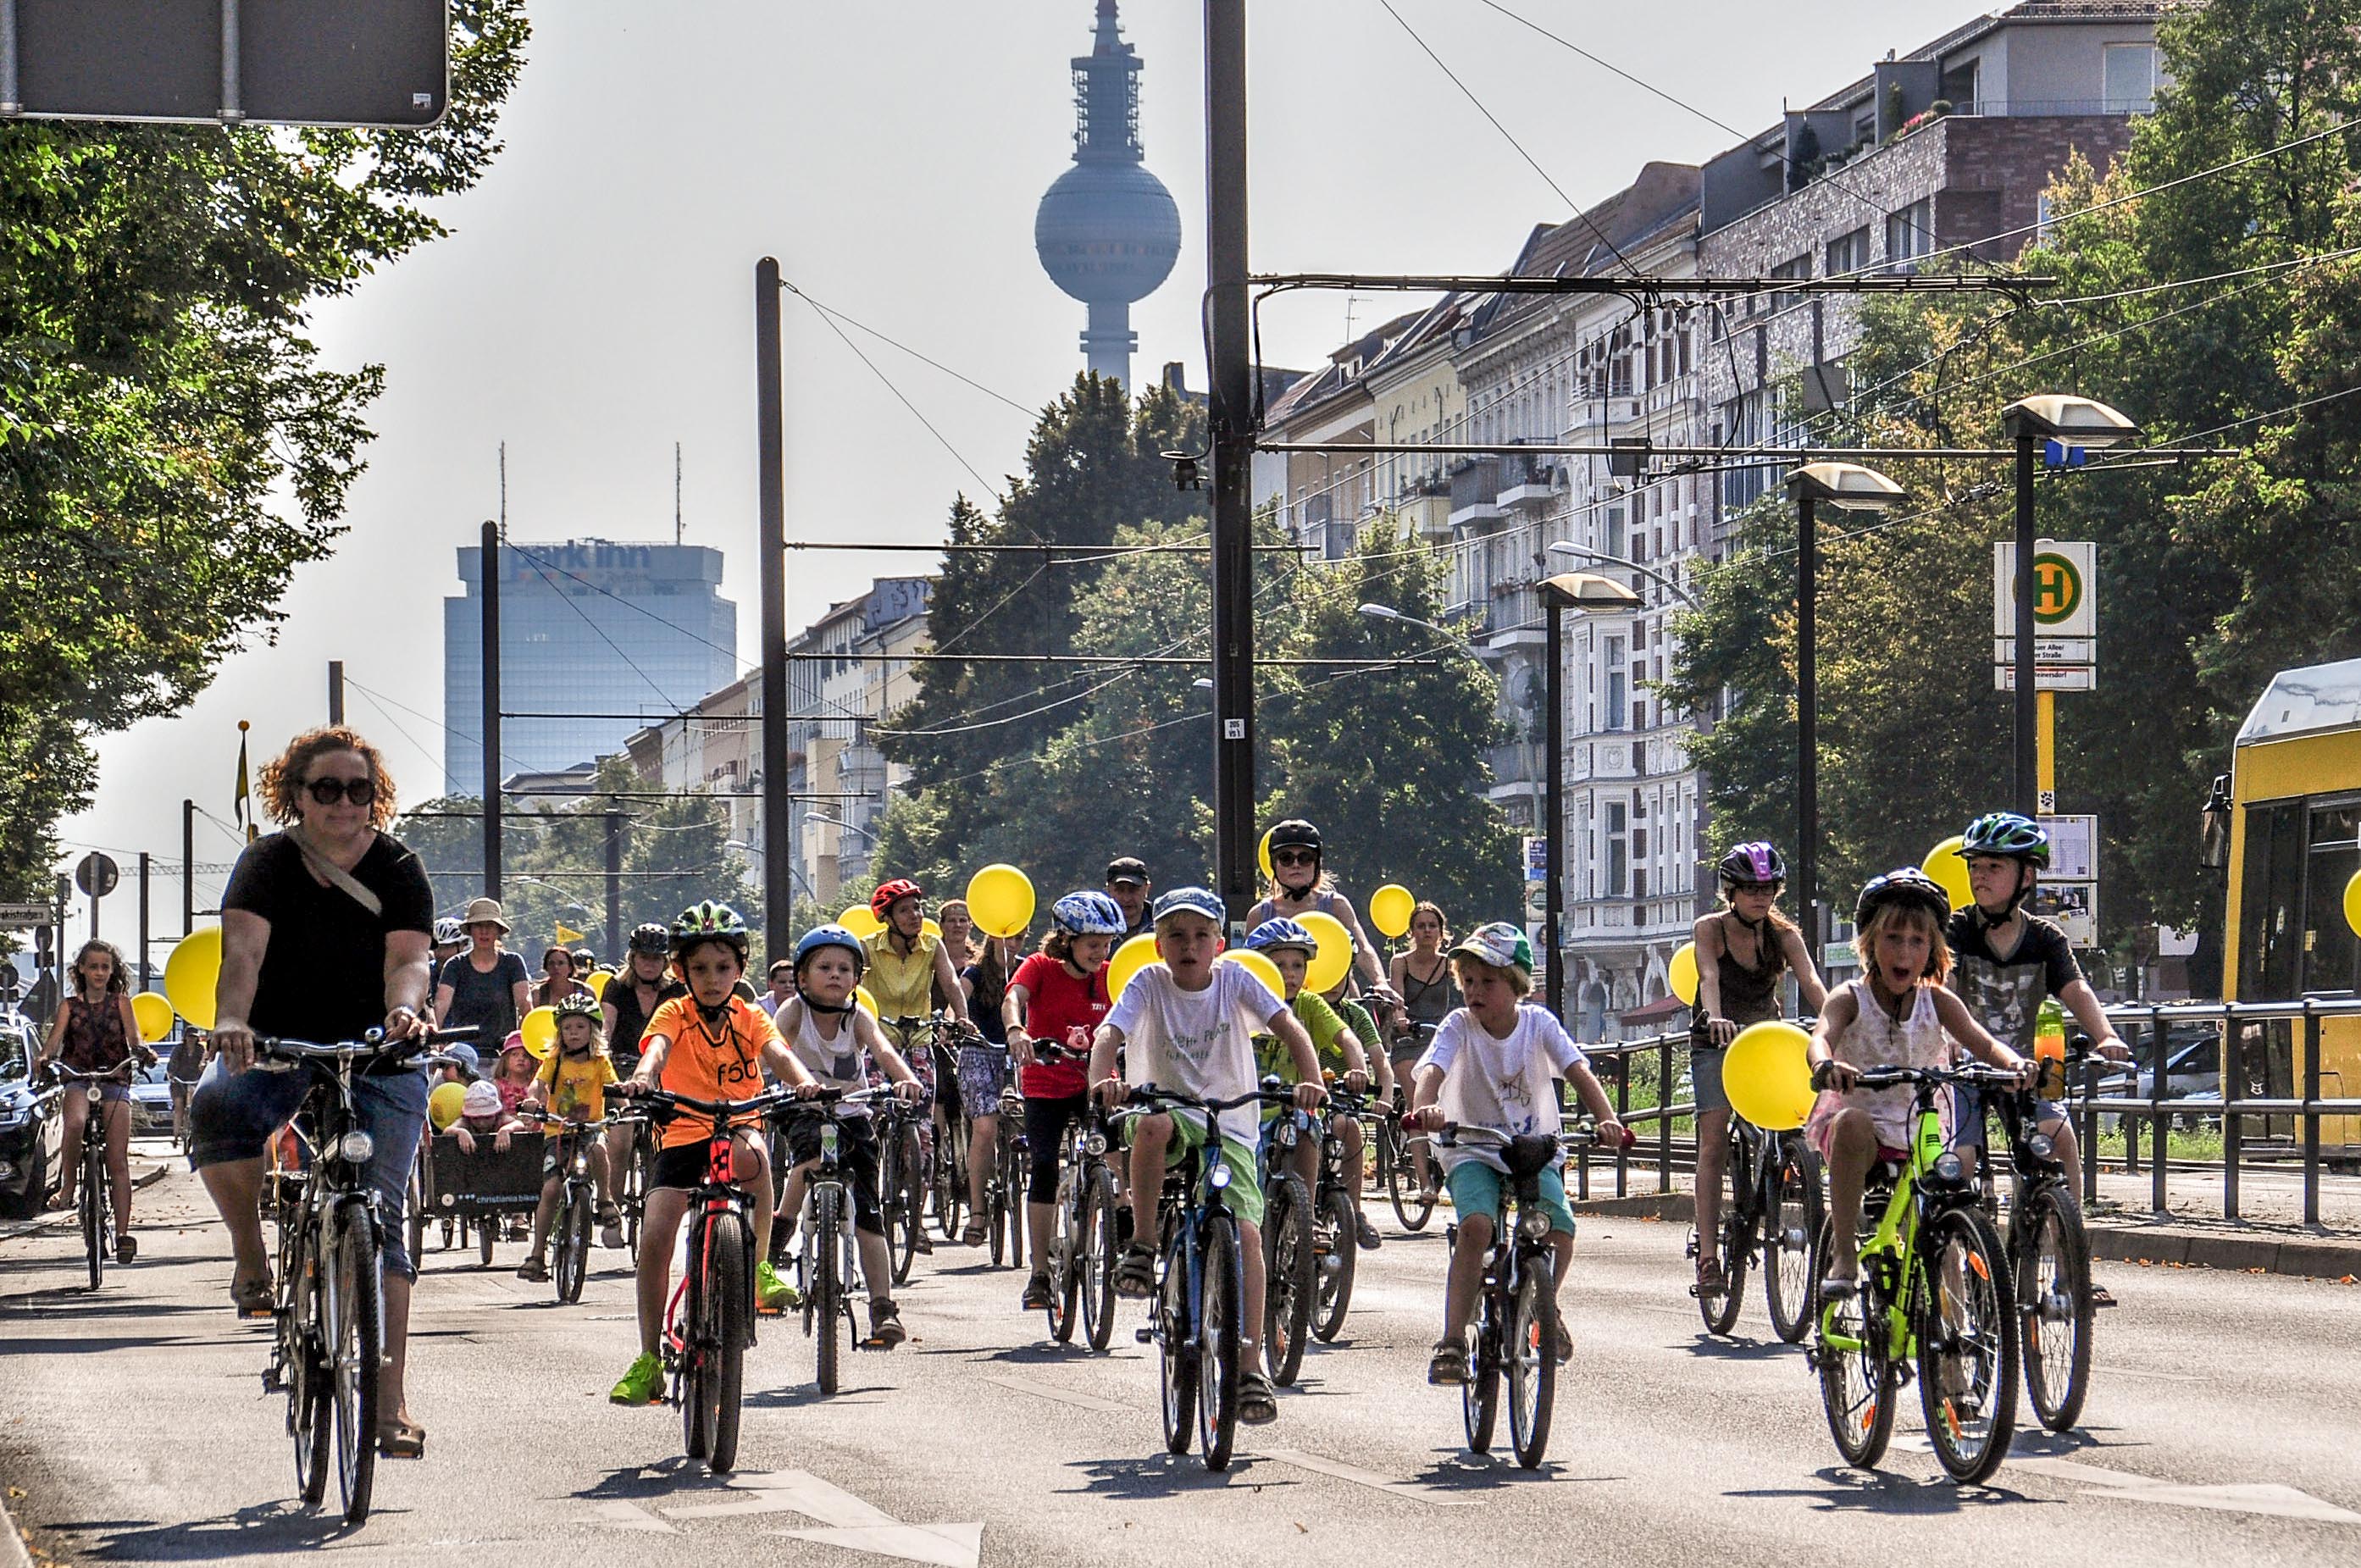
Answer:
[
  {"left": 1266, "top": 818, "right": 1322, "bottom": 855},
  {"left": 1715, "top": 842, "right": 1787, "bottom": 888},
  {"left": 1958, "top": 812, "right": 2050, "bottom": 867},
  {"left": 1854, "top": 867, "right": 1953, "bottom": 930},
  {"left": 628, "top": 922, "right": 671, "bottom": 957}
]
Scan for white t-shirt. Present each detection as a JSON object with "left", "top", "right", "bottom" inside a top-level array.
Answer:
[
  {"left": 1418, "top": 1003, "right": 1588, "bottom": 1175},
  {"left": 1106, "top": 961, "right": 1287, "bottom": 1144}
]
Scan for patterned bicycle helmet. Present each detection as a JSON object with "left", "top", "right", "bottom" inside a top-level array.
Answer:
[
  {"left": 670, "top": 900, "right": 751, "bottom": 955},
  {"left": 1958, "top": 812, "right": 2051, "bottom": 867},
  {"left": 432, "top": 917, "right": 466, "bottom": 946},
  {"left": 1151, "top": 887, "right": 1225, "bottom": 926},
  {"left": 1716, "top": 842, "right": 1787, "bottom": 887},
  {"left": 1854, "top": 867, "right": 1954, "bottom": 929},
  {"left": 871, "top": 878, "right": 924, "bottom": 919},
  {"left": 793, "top": 924, "right": 867, "bottom": 976},
  {"left": 1266, "top": 818, "right": 1323, "bottom": 855},
  {"left": 1244, "top": 917, "right": 1315, "bottom": 956},
  {"left": 628, "top": 922, "right": 671, "bottom": 957},
  {"left": 1450, "top": 922, "right": 1533, "bottom": 978},
  {"left": 1051, "top": 890, "right": 1127, "bottom": 938},
  {"left": 553, "top": 991, "right": 601, "bottom": 1022}
]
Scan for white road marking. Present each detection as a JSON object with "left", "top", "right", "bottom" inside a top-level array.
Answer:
[
  {"left": 588, "top": 1500, "right": 678, "bottom": 1532},
  {"left": 981, "top": 1373, "right": 1130, "bottom": 1413},
  {"left": 1250, "top": 1448, "right": 1478, "bottom": 1505},
  {"left": 650, "top": 1471, "right": 984, "bottom": 1566},
  {"left": 1894, "top": 1438, "right": 2361, "bottom": 1522}
]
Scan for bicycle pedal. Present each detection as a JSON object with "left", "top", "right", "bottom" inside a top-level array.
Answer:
[{"left": 1134, "top": 1327, "right": 1154, "bottom": 1345}]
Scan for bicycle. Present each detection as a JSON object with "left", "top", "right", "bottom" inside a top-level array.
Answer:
[
  {"left": 1120, "top": 1083, "right": 1295, "bottom": 1473},
  {"left": 618, "top": 1109, "right": 657, "bottom": 1261},
  {"left": 254, "top": 1026, "right": 474, "bottom": 1525},
  {"left": 780, "top": 1085, "right": 895, "bottom": 1396},
  {"left": 1809, "top": 1063, "right": 2022, "bottom": 1485},
  {"left": 875, "top": 1094, "right": 928, "bottom": 1286},
  {"left": 1437, "top": 1121, "right": 1604, "bottom": 1471},
  {"left": 1374, "top": 1043, "right": 1438, "bottom": 1231},
  {"left": 1986, "top": 1054, "right": 2098, "bottom": 1432},
  {"left": 987, "top": 1078, "right": 1028, "bottom": 1269},
  {"left": 518, "top": 1107, "right": 629, "bottom": 1305},
  {"left": 626, "top": 1079, "right": 799, "bottom": 1473},
  {"left": 1688, "top": 1110, "right": 1826, "bottom": 1344},
  {"left": 1036, "top": 1046, "right": 1117, "bottom": 1350},
  {"left": 48, "top": 1060, "right": 137, "bottom": 1291},
  {"left": 1310, "top": 1088, "right": 1372, "bottom": 1345},
  {"left": 1256, "top": 1084, "right": 1317, "bottom": 1388}
]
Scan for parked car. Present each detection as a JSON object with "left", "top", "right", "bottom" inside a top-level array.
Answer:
[
  {"left": 0, "top": 1011, "right": 63, "bottom": 1218},
  {"left": 128, "top": 1055, "right": 176, "bottom": 1139},
  {"left": 2081, "top": 1025, "right": 2223, "bottom": 1130}
]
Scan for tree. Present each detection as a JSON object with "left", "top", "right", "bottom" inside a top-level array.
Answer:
[{"left": 0, "top": 2, "right": 529, "bottom": 895}]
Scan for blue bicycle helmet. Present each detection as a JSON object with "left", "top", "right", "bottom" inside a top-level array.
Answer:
[
  {"left": 1050, "top": 890, "right": 1127, "bottom": 938},
  {"left": 1151, "top": 886, "right": 1225, "bottom": 926},
  {"left": 792, "top": 924, "right": 867, "bottom": 976},
  {"left": 1244, "top": 917, "right": 1315, "bottom": 956},
  {"left": 1958, "top": 811, "right": 2051, "bottom": 867}
]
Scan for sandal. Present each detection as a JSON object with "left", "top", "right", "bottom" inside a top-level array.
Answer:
[
  {"left": 115, "top": 1233, "right": 137, "bottom": 1264},
  {"left": 1111, "top": 1241, "right": 1157, "bottom": 1299},
  {"left": 377, "top": 1417, "right": 426, "bottom": 1459},
  {"left": 960, "top": 1222, "right": 988, "bottom": 1246},
  {"left": 1238, "top": 1369, "right": 1278, "bottom": 1425},
  {"left": 1427, "top": 1338, "right": 1470, "bottom": 1385}
]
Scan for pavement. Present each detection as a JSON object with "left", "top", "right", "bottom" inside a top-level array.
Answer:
[{"left": 2, "top": 1143, "right": 2358, "bottom": 1567}]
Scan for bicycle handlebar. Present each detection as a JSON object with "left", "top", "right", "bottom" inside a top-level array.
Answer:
[
  {"left": 1435, "top": 1119, "right": 1616, "bottom": 1151},
  {"left": 1848, "top": 1062, "right": 2025, "bottom": 1092}
]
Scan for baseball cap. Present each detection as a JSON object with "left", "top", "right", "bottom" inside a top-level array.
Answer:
[{"left": 1105, "top": 856, "right": 1150, "bottom": 886}]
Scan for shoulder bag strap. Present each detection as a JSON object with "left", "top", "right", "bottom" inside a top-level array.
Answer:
[{"left": 281, "top": 824, "right": 385, "bottom": 919}]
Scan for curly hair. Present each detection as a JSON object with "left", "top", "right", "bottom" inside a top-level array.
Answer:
[
  {"left": 69, "top": 939, "right": 130, "bottom": 997},
  {"left": 258, "top": 726, "right": 398, "bottom": 830}
]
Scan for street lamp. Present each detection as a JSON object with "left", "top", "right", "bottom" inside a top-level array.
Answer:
[
  {"left": 1786, "top": 462, "right": 1905, "bottom": 950},
  {"left": 1537, "top": 572, "right": 1643, "bottom": 1020},
  {"left": 806, "top": 812, "right": 878, "bottom": 845},
  {"left": 1355, "top": 602, "right": 1480, "bottom": 649},
  {"left": 2198, "top": 773, "right": 2234, "bottom": 873},
  {"left": 2000, "top": 395, "right": 2139, "bottom": 815},
  {"left": 1544, "top": 542, "right": 1704, "bottom": 612}
]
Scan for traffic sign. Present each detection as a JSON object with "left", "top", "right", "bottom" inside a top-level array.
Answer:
[
  {"left": 1992, "top": 664, "right": 2097, "bottom": 692},
  {"left": 1993, "top": 540, "right": 2098, "bottom": 640},
  {"left": 75, "top": 853, "right": 119, "bottom": 899},
  {"left": 0, "top": 902, "right": 53, "bottom": 928}
]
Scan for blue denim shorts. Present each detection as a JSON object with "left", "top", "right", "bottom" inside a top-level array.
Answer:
[
  {"left": 188, "top": 1060, "right": 430, "bottom": 1282},
  {"left": 1951, "top": 1084, "right": 2065, "bottom": 1150},
  {"left": 1444, "top": 1158, "right": 1575, "bottom": 1238}
]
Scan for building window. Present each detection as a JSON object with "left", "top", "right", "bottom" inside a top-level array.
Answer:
[
  {"left": 1770, "top": 253, "right": 1810, "bottom": 313},
  {"left": 1886, "top": 199, "right": 1933, "bottom": 266},
  {"left": 1826, "top": 226, "right": 1870, "bottom": 277},
  {"left": 1941, "top": 58, "right": 1981, "bottom": 114},
  {"left": 2104, "top": 44, "right": 2158, "bottom": 114},
  {"left": 1606, "top": 802, "right": 1628, "bottom": 897}
]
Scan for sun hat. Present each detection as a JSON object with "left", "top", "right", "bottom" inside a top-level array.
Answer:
[
  {"left": 461, "top": 1080, "right": 502, "bottom": 1118},
  {"left": 460, "top": 896, "right": 510, "bottom": 933}
]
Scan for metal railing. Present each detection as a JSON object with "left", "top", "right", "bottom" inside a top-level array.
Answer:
[{"left": 1555, "top": 996, "right": 2361, "bottom": 1228}]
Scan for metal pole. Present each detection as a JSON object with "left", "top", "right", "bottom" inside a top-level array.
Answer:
[
  {"left": 480, "top": 519, "right": 502, "bottom": 899},
  {"left": 2148, "top": 1005, "right": 2168, "bottom": 1216},
  {"left": 181, "top": 800, "right": 195, "bottom": 934},
  {"left": 1205, "top": 0, "right": 1256, "bottom": 926},
  {"left": 1796, "top": 495, "right": 1819, "bottom": 950},
  {"left": 138, "top": 853, "right": 151, "bottom": 993},
  {"left": 2013, "top": 430, "right": 2038, "bottom": 816},
  {"left": 757, "top": 257, "right": 794, "bottom": 965},
  {"left": 605, "top": 809, "right": 624, "bottom": 959},
  {"left": 1544, "top": 604, "right": 1565, "bottom": 1021},
  {"left": 328, "top": 661, "right": 345, "bottom": 727},
  {"left": 1, "top": 0, "right": 21, "bottom": 115},
  {"left": 217, "top": 0, "right": 243, "bottom": 122},
  {"left": 2302, "top": 1000, "right": 2322, "bottom": 1227}
]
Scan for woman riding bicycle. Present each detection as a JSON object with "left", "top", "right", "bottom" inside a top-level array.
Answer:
[
  {"left": 1688, "top": 844, "right": 1825, "bottom": 1302},
  {"left": 1386, "top": 902, "right": 1456, "bottom": 1203},
  {"left": 1247, "top": 819, "right": 1399, "bottom": 1011},
  {"left": 186, "top": 725, "right": 439, "bottom": 1459},
  {"left": 37, "top": 939, "right": 153, "bottom": 1255}
]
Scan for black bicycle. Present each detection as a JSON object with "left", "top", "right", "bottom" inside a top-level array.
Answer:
[
  {"left": 1689, "top": 1111, "right": 1826, "bottom": 1343},
  {"left": 256, "top": 1026, "right": 474, "bottom": 1524},
  {"left": 1373, "top": 1064, "right": 1438, "bottom": 1231},
  {"left": 1038, "top": 1046, "right": 1117, "bottom": 1349},
  {"left": 1310, "top": 1088, "right": 1372, "bottom": 1344},
  {"left": 1257, "top": 1084, "right": 1318, "bottom": 1388},
  {"left": 618, "top": 1108, "right": 657, "bottom": 1261},
  {"left": 48, "top": 1060, "right": 137, "bottom": 1291},
  {"left": 781, "top": 1085, "right": 895, "bottom": 1396},
  {"left": 1988, "top": 1056, "right": 2098, "bottom": 1432},
  {"left": 875, "top": 1094, "right": 928, "bottom": 1286}
]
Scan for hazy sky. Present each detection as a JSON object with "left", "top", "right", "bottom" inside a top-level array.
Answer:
[{"left": 59, "top": 0, "right": 1981, "bottom": 930}]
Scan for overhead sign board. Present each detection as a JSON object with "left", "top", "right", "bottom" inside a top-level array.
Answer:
[
  {"left": 3, "top": 0, "right": 448, "bottom": 128},
  {"left": 1993, "top": 540, "right": 2098, "bottom": 640}
]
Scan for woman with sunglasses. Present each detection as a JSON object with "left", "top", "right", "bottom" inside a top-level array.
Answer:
[
  {"left": 1687, "top": 842, "right": 1826, "bottom": 1303},
  {"left": 1245, "top": 819, "right": 1399, "bottom": 1009},
  {"left": 187, "top": 726, "right": 441, "bottom": 1459}
]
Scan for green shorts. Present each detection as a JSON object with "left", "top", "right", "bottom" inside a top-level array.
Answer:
[
  {"left": 1444, "top": 1160, "right": 1575, "bottom": 1238},
  {"left": 1130, "top": 1109, "right": 1263, "bottom": 1231}
]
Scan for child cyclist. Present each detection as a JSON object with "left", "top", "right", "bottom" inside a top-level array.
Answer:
[
  {"left": 1805, "top": 870, "right": 2030, "bottom": 1299},
  {"left": 771, "top": 924, "right": 928, "bottom": 1349},
  {"left": 1241, "top": 920, "right": 1381, "bottom": 1251},
  {"left": 1090, "top": 888, "right": 1326, "bottom": 1427},
  {"left": 516, "top": 993, "right": 622, "bottom": 1283},
  {"left": 1688, "top": 843, "right": 1826, "bottom": 1303},
  {"left": 610, "top": 903, "right": 823, "bottom": 1406},
  {"left": 1006, "top": 891, "right": 1122, "bottom": 1310},
  {"left": 1405, "top": 923, "right": 1624, "bottom": 1384}
]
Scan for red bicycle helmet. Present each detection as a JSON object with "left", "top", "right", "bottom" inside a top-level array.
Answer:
[{"left": 871, "top": 878, "right": 924, "bottom": 920}]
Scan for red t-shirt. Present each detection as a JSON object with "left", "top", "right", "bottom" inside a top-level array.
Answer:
[{"left": 1010, "top": 952, "right": 1109, "bottom": 1099}]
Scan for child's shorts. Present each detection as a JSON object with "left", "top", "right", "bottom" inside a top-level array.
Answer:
[
  {"left": 1444, "top": 1159, "right": 1575, "bottom": 1238},
  {"left": 1126, "top": 1109, "right": 1263, "bottom": 1231}
]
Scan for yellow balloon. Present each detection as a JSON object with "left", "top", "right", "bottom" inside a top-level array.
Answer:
[
  {"left": 2347, "top": 867, "right": 2361, "bottom": 940},
  {"left": 520, "top": 1005, "right": 557, "bottom": 1059},
  {"left": 966, "top": 864, "right": 1036, "bottom": 939},
  {"left": 163, "top": 927, "right": 223, "bottom": 1031},
  {"left": 1721, "top": 1021, "right": 1817, "bottom": 1132},
  {"left": 1258, "top": 827, "right": 1276, "bottom": 883},
  {"left": 586, "top": 968, "right": 612, "bottom": 1000},
  {"left": 1297, "top": 911, "right": 1354, "bottom": 995},
  {"left": 131, "top": 991, "right": 175, "bottom": 1044},
  {"left": 840, "top": 906, "right": 883, "bottom": 939},
  {"left": 1217, "top": 947, "right": 1285, "bottom": 1002},
  {"left": 922, "top": 917, "right": 942, "bottom": 940},
  {"left": 855, "top": 986, "right": 879, "bottom": 1019},
  {"left": 428, "top": 1081, "right": 468, "bottom": 1133},
  {"left": 1921, "top": 835, "right": 1974, "bottom": 911},
  {"left": 1105, "top": 933, "right": 1161, "bottom": 1001},
  {"left": 1668, "top": 941, "right": 1700, "bottom": 1006},
  {"left": 1369, "top": 884, "right": 1416, "bottom": 940}
]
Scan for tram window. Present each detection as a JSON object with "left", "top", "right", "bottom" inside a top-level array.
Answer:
[
  {"left": 2305, "top": 801, "right": 2361, "bottom": 992},
  {"left": 2242, "top": 801, "right": 2304, "bottom": 998}
]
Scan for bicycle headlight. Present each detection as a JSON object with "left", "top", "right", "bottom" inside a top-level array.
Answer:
[
  {"left": 2026, "top": 1133, "right": 2055, "bottom": 1161},
  {"left": 337, "top": 1130, "right": 375, "bottom": 1164},
  {"left": 1208, "top": 1162, "right": 1232, "bottom": 1191},
  {"left": 1931, "top": 1151, "right": 1964, "bottom": 1184},
  {"left": 1083, "top": 1132, "right": 1108, "bottom": 1157},
  {"left": 1518, "top": 1207, "right": 1552, "bottom": 1240}
]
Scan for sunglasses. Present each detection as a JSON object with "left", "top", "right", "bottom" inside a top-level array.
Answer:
[
  {"left": 303, "top": 776, "right": 377, "bottom": 806},
  {"left": 1728, "top": 880, "right": 1782, "bottom": 895},
  {"left": 1273, "top": 850, "right": 1318, "bottom": 867}
]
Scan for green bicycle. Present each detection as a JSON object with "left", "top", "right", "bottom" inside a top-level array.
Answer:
[{"left": 1810, "top": 1062, "right": 2021, "bottom": 1485}]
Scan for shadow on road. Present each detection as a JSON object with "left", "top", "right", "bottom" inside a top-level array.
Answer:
[
  {"left": 1726, "top": 1468, "right": 2042, "bottom": 1515},
  {"left": 574, "top": 1456, "right": 740, "bottom": 1503},
  {"left": 1408, "top": 1453, "right": 1610, "bottom": 1488},
  {"left": 1064, "top": 1454, "right": 1293, "bottom": 1499},
  {"left": 51, "top": 1498, "right": 374, "bottom": 1559},
  {"left": 1676, "top": 1332, "right": 1800, "bottom": 1362},
  {"left": 742, "top": 1382, "right": 890, "bottom": 1408}
]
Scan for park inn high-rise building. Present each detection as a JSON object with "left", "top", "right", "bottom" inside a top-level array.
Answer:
[{"left": 442, "top": 539, "right": 739, "bottom": 795}]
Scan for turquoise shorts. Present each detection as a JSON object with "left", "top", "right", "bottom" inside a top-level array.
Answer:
[{"left": 1444, "top": 1160, "right": 1575, "bottom": 1238}]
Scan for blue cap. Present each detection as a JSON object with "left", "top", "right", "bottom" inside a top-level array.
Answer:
[{"left": 1150, "top": 887, "right": 1225, "bottom": 926}]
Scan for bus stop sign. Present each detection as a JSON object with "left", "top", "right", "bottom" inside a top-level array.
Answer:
[{"left": 2, "top": 0, "right": 448, "bottom": 128}]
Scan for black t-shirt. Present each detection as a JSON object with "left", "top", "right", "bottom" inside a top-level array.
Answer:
[
  {"left": 435, "top": 949, "right": 529, "bottom": 1046},
  {"left": 605, "top": 975, "right": 688, "bottom": 1068},
  {"left": 222, "top": 833, "right": 435, "bottom": 1048},
  {"left": 1946, "top": 911, "right": 2080, "bottom": 1054}
]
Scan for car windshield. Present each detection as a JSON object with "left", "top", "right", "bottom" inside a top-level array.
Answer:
[{"left": 0, "top": 1025, "right": 29, "bottom": 1082}]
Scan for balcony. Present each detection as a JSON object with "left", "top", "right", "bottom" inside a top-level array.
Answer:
[
  {"left": 1496, "top": 451, "right": 1560, "bottom": 509},
  {"left": 1448, "top": 457, "right": 1505, "bottom": 529}
]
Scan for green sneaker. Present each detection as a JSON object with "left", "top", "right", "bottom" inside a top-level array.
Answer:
[
  {"left": 609, "top": 1351, "right": 663, "bottom": 1406},
  {"left": 755, "top": 1259, "right": 801, "bottom": 1313}
]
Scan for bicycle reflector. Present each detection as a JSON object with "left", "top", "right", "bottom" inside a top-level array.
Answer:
[{"left": 337, "top": 1131, "right": 375, "bottom": 1164}]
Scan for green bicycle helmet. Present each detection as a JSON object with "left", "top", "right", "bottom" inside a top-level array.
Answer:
[
  {"left": 670, "top": 900, "right": 751, "bottom": 956},
  {"left": 553, "top": 991, "right": 601, "bottom": 1022},
  {"left": 1958, "top": 812, "right": 2050, "bottom": 867}
]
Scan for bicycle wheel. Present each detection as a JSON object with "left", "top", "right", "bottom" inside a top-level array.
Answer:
[
  {"left": 324, "top": 1199, "right": 383, "bottom": 1525},
  {"left": 2016, "top": 1182, "right": 2093, "bottom": 1432},
  {"left": 700, "top": 1211, "right": 751, "bottom": 1471},
  {"left": 81, "top": 1140, "right": 104, "bottom": 1290},
  {"left": 1046, "top": 1177, "right": 1078, "bottom": 1344},
  {"left": 1463, "top": 1298, "right": 1500, "bottom": 1454},
  {"left": 1815, "top": 1216, "right": 1893, "bottom": 1471},
  {"left": 286, "top": 1229, "right": 331, "bottom": 1506},
  {"left": 1312, "top": 1184, "right": 1356, "bottom": 1343},
  {"left": 1156, "top": 1239, "right": 1194, "bottom": 1455},
  {"left": 557, "top": 1185, "right": 593, "bottom": 1305},
  {"left": 1261, "top": 1172, "right": 1314, "bottom": 1386},
  {"left": 1197, "top": 1214, "right": 1243, "bottom": 1472},
  {"left": 1078, "top": 1167, "right": 1117, "bottom": 1353},
  {"left": 1918, "top": 1204, "right": 2020, "bottom": 1484},
  {"left": 1506, "top": 1262, "right": 1557, "bottom": 1470},
  {"left": 477, "top": 1215, "right": 496, "bottom": 1267},
  {"left": 404, "top": 1161, "right": 427, "bottom": 1271},
  {"left": 1764, "top": 1143, "right": 1825, "bottom": 1345},
  {"left": 1697, "top": 1135, "right": 1748, "bottom": 1337},
  {"left": 880, "top": 1128, "right": 912, "bottom": 1286},
  {"left": 1008, "top": 1144, "right": 1031, "bottom": 1271},
  {"left": 1388, "top": 1126, "right": 1437, "bottom": 1231},
  {"left": 682, "top": 1217, "right": 712, "bottom": 1461},
  {"left": 934, "top": 1117, "right": 965, "bottom": 1242},
  {"left": 812, "top": 1187, "right": 843, "bottom": 1395},
  {"left": 625, "top": 1133, "right": 648, "bottom": 1261}
]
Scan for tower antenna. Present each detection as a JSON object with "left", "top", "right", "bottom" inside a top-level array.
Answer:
[{"left": 675, "top": 441, "right": 684, "bottom": 545}]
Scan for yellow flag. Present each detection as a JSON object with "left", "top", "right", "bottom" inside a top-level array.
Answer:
[{"left": 554, "top": 921, "right": 584, "bottom": 945}]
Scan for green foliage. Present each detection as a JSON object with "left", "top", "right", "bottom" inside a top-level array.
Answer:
[{"left": 0, "top": 2, "right": 529, "bottom": 896}]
